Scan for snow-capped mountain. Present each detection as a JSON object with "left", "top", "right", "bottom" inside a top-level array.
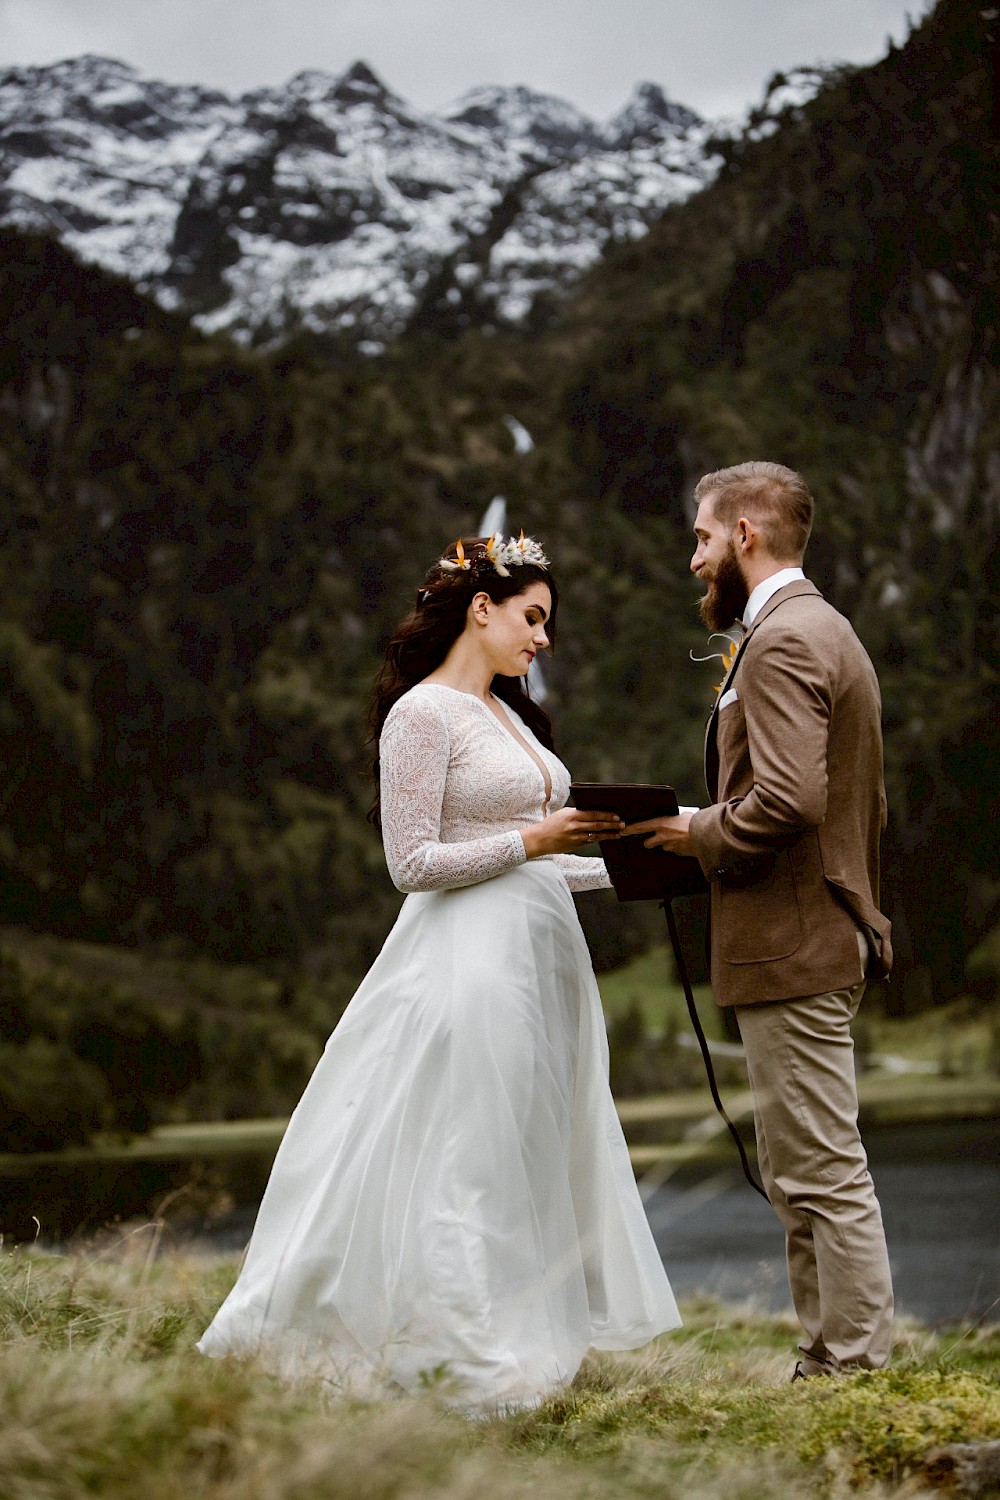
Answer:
[{"left": 0, "top": 55, "right": 716, "bottom": 343}]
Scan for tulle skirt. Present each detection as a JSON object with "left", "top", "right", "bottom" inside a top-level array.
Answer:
[{"left": 197, "top": 861, "right": 680, "bottom": 1410}]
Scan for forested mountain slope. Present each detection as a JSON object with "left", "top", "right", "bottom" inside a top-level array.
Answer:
[
  {"left": 539, "top": 0, "right": 998, "bottom": 1006},
  {"left": 0, "top": 0, "right": 994, "bottom": 1149}
]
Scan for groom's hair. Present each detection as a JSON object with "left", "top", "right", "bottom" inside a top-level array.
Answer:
[{"left": 694, "top": 461, "right": 814, "bottom": 561}]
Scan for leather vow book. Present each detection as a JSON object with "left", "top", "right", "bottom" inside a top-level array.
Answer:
[{"left": 570, "top": 783, "right": 708, "bottom": 901}]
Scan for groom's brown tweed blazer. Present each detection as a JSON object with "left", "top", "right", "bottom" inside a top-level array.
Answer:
[{"left": 689, "top": 579, "right": 893, "bottom": 1009}]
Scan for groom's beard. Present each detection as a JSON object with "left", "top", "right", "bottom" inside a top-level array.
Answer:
[{"left": 698, "top": 543, "right": 749, "bottom": 632}]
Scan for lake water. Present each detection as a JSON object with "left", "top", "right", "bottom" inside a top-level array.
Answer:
[
  {"left": 183, "top": 1120, "right": 999, "bottom": 1326},
  {"left": 645, "top": 1121, "right": 1000, "bottom": 1325}
]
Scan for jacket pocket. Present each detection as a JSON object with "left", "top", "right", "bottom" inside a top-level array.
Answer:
[{"left": 719, "top": 850, "right": 803, "bottom": 964}]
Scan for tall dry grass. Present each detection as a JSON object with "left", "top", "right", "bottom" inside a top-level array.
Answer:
[{"left": 0, "top": 1227, "right": 996, "bottom": 1499}]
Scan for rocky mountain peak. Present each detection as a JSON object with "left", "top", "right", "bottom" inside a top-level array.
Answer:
[
  {"left": 603, "top": 82, "right": 702, "bottom": 147},
  {"left": 443, "top": 84, "right": 602, "bottom": 157},
  {"left": 20, "top": 53, "right": 136, "bottom": 90},
  {"left": 0, "top": 56, "right": 714, "bottom": 343},
  {"left": 329, "top": 59, "right": 392, "bottom": 103}
]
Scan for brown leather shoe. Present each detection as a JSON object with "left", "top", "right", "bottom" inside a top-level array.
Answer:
[{"left": 791, "top": 1359, "right": 836, "bottom": 1382}]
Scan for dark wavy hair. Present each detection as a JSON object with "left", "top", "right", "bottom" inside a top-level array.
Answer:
[{"left": 367, "top": 536, "right": 558, "bottom": 826}]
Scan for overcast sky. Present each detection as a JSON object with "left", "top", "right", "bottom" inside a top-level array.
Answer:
[{"left": 0, "top": 0, "right": 933, "bottom": 121}]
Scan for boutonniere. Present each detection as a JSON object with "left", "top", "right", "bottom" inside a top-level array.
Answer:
[
  {"left": 713, "top": 636, "right": 741, "bottom": 695},
  {"left": 690, "top": 631, "right": 744, "bottom": 699}
]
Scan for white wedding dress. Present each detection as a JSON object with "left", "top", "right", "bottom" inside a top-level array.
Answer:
[{"left": 198, "top": 683, "right": 680, "bottom": 1409}]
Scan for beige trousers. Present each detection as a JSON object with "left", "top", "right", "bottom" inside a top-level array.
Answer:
[{"left": 735, "top": 981, "right": 894, "bottom": 1371}]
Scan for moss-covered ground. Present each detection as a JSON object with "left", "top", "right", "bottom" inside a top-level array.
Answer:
[{"left": 0, "top": 1239, "right": 996, "bottom": 1498}]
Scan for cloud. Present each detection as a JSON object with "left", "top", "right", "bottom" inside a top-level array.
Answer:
[{"left": 0, "top": 0, "right": 932, "bottom": 119}]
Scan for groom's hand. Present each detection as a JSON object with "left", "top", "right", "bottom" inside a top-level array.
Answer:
[{"left": 622, "top": 813, "right": 694, "bottom": 855}]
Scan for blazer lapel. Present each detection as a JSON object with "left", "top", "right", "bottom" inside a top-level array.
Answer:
[
  {"left": 703, "top": 642, "right": 743, "bottom": 798},
  {"left": 704, "top": 715, "right": 720, "bottom": 801},
  {"left": 701, "top": 579, "right": 821, "bottom": 800},
  {"left": 703, "top": 635, "right": 745, "bottom": 799}
]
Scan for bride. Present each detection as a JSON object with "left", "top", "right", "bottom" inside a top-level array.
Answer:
[{"left": 198, "top": 532, "right": 680, "bottom": 1410}]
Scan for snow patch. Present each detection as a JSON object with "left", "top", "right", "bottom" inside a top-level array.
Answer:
[{"left": 0, "top": 55, "right": 718, "bottom": 340}]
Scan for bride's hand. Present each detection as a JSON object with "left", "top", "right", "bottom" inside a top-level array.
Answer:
[{"left": 520, "top": 808, "right": 623, "bottom": 858}]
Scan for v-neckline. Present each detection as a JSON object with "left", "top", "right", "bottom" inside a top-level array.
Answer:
[
  {"left": 487, "top": 694, "right": 553, "bottom": 812},
  {"left": 417, "top": 682, "right": 553, "bottom": 812}
]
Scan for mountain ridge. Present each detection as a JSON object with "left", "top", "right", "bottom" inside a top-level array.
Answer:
[{"left": 0, "top": 54, "right": 712, "bottom": 342}]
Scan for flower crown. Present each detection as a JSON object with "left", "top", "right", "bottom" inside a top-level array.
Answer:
[{"left": 439, "top": 531, "right": 549, "bottom": 578}]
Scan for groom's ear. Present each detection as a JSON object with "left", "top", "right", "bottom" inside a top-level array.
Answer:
[{"left": 736, "top": 517, "right": 758, "bottom": 554}]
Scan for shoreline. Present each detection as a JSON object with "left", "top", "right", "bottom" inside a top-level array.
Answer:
[
  {"left": 1, "top": 1079, "right": 998, "bottom": 1243},
  {"left": 2, "top": 1074, "right": 998, "bottom": 1177}
]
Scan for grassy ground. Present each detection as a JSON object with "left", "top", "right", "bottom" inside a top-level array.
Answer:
[
  {"left": 597, "top": 946, "right": 723, "bottom": 1037},
  {"left": 0, "top": 1240, "right": 996, "bottom": 1499},
  {"left": 597, "top": 945, "right": 1000, "bottom": 1074}
]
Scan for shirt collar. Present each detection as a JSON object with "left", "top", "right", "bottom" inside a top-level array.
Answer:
[{"left": 742, "top": 567, "right": 806, "bottom": 630}]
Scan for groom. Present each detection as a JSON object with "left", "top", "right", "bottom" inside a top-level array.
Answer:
[{"left": 627, "top": 460, "right": 894, "bottom": 1377}]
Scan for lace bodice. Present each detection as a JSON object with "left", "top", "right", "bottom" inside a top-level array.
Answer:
[{"left": 379, "top": 683, "right": 611, "bottom": 895}]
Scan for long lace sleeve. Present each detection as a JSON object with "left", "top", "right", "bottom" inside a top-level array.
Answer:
[
  {"left": 548, "top": 853, "right": 613, "bottom": 892},
  {"left": 379, "top": 695, "right": 527, "bottom": 893}
]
